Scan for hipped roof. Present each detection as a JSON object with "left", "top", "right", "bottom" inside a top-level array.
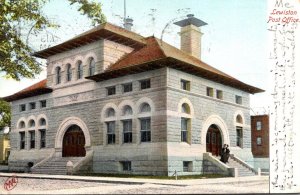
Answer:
[
  {"left": 2, "top": 79, "right": 52, "bottom": 102},
  {"left": 3, "top": 22, "right": 263, "bottom": 102},
  {"left": 87, "top": 36, "right": 264, "bottom": 94}
]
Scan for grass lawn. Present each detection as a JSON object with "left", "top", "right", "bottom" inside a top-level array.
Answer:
[{"left": 75, "top": 173, "right": 229, "bottom": 180}]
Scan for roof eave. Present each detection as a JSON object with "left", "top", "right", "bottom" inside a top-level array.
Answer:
[{"left": 86, "top": 57, "right": 264, "bottom": 94}]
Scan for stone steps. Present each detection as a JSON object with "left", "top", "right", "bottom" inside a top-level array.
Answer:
[
  {"left": 227, "top": 157, "right": 256, "bottom": 177},
  {"left": 32, "top": 157, "right": 83, "bottom": 175}
]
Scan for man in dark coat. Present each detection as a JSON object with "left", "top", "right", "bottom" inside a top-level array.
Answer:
[
  {"left": 220, "top": 144, "right": 227, "bottom": 163},
  {"left": 224, "top": 144, "right": 230, "bottom": 163}
]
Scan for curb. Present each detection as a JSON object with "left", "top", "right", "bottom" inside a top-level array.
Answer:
[{"left": 0, "top": 172, "right": 268, "bottom": 187}]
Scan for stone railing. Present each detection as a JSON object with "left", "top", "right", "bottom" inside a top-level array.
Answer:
[
  {"left": 230, "top": 154, "right": 261, "bottom": 176},
  {"left": 31, "top": 149, "right": 55, "bottom": 171},
  {"left": 72, "top": 149, "right": 94, "bottom": 173},
  {"left": 203, "top": 153, "right": 237, "bottom": 177}
]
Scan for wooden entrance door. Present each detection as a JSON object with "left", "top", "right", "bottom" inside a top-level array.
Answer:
[
  {"left": 206, "top": 125, "right": 222, "bottom": 156},
  {"left": 62, "top": 125, "right": 86, "bottom": 157}
]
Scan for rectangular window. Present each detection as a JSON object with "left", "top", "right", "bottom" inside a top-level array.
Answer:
[
  {"left": 181, "top": 118, "right": 188, "bottom": 142},
  {"left": 181, "top": 79, "right": 190, "bottom": 91},
  {"left": 40, "top": 129, "right": 46, "bottom": 148},
  {"left": 206, "top": 87, "right": 213, "bottom": 97},
  {"left": 40, "top": 100, "right": 47, "bottom": 108},
  {"left": 122, "top": 83, "right": 133, "bottom": 93},
  {"left": 20, "top": 104, "right": 26, "bottom": 112},
  {"left": 29, "top": 102, "right": 36, "bottom": 110},
  {"left": 121, "top": 161, "right": 131, "bottom": 171},
  {"left": 140, "top": 118, "right": 151, "bottom": 142},
  {"left": 20, "top": 132, "right": 25, "bottom": 149},
  {"left": 235, "top": 95, "right": 242, "bottom": 105},
  {"left": 107, "top": 86, "right": 116, "bottom": 96},
  {"left": 29, "top": 131, "right": 35, "bottom": 149},
  {"left": 183, "top": 161, "right": 192, "bottom": 172},
  {"left": 123, "top": 120, "right": 132, "bottom": 143},
  {"left": 216, "top": 90, "right": 223, "bottom": 100},
  {"left": 256, "top": 137, "right": 262, "bottom": 146},
  {"left": 140, "top": 79, "right": 151, "bottom": 90},
  {"left": 256, "top": 121, "right": 262, "bottom": 130},
  {"left": 236, "top": 127, "right": 243, "bottom": 147},
  {"left": 106, "top": 121, "right": 115, "bottom": 144}
]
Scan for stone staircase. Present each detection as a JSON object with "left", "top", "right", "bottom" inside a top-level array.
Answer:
[
  {"left": 226, "top": 156, "right": 256, "bottom": 177},
  {"left": 32, "top": 157, "right": 84, "bottom": 175}
]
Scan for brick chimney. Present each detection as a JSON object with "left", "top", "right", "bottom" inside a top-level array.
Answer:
[{"left": 174, "top": 14, "right": 207, "bottom": 59}]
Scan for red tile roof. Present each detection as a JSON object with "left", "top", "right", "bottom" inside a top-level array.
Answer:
[
  {"left": 88, "top": 36, "right": 264, "bottom": 94},
  {"left": 3, "top": 22, "right": 264, "bottom": 102},
  {"left": 33, "top": 23, "right": 146, "bottom": 59},
  {"left": 2, "top": 79, "right": 52, "bottom": 102}
]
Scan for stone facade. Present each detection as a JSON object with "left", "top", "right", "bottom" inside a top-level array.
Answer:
[{"left": 7, "top": 22, "right": 258, "bottom": 176}]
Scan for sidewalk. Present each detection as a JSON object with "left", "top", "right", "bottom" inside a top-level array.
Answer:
[{"left": 0, "top": 172, "right": 268, "bottom": 186}]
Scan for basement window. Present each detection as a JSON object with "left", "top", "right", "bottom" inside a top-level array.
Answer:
[
  {"left": 121, "top": 161, "right": 132, "bottom": 171},
  {"left": 183, "top": 161, "right": 192, "bottom": 172}
]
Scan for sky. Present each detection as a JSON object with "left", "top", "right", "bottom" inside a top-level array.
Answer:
[{"left": 0, "top": 0, "right": 269, "bottom": 112}]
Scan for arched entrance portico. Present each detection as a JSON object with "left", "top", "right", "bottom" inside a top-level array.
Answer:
[
  {"left": 55, "top": 117, "right": 91, "bottom": 157},
  {"left": 62, "top": 125, "right": 86, "bottom": 157},
  {"left": 201, "top": 115, "right": 230, "bottom": 156},
  {"left": 206, "top": 125, "right": 222, "bottom": 156}
]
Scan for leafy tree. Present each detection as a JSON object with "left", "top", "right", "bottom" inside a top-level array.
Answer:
[
  {"left": 0, "top": 0, "right": 106, "bottom": 81},
  {"left": 0, "top": 99, "right": 11, "bottom": 130}
]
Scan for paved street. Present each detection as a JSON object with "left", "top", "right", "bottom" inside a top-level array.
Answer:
[{"left": 0, "top": 173, "right": 269, "bottom": 194}]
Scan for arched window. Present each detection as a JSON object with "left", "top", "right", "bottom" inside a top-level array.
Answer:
[
  {"left": 180, "top": 103, "right": 191, "bottom": 143},
  {"left": 66, "top": 64, "right": 72, "bottom": 82},
  {"left": 122, "top": 105, "right": 133, "bottom": 143},
  {"left": 77, "top": 61, "right": 83, "bottom": 79},
  {"left": 181, "top": 103, "right": 190, "bottom": 114},
  {"left": 39, "top": 118, "right": 46, "bottom": 126},
  {"left": 236, "top": 115, "right": 243, "bottom": 124},
  {"left": 19, "top": 121, "right": 25, "bottom": 129},
  {"left": 56, "top": 66, "right": 61, "bottom": 84},
  {"left": 235, "top": 114, "right": 243, "bottom": 148},
  {"left": 106, "top": 108, "right": 115, "bottom": 118},
  {"left": 123, "top": 105, "right": 133, "bottom": 116},
  {"left": 140, "top": 103, "right": 151, "bottom": 113},
  {"left": 29, "top": 119, "right": 35, "bottom": 128},
  {"left": 89, "top": 57, "right": 95, "bottom": 76}
]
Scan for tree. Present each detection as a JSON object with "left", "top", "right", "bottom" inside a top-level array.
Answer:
[
  {"left": 0, "top": 99, "right": 11, "bottom": 130},
  {"left": 0, "top": 0, "right": 106, "bottom": 81}
]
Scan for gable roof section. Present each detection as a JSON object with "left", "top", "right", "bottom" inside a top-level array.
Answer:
[
  {"left": 87, "top": 37, "right": 264, "bottom": 94},
  {"left": 33, "top": 23, "right": 146, "bottom": 59},
  {"left": 2, "top": 79, "right": 52, "bottom": 102}
]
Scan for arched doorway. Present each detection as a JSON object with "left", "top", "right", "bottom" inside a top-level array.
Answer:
[
  {"left": 62, "top": 125, "right": 86, "bottom": 157},
  {"left": 206, "top": 124, "right": 222, "bottom": 156}
]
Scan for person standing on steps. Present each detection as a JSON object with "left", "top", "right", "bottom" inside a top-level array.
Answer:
[
  {"left": 224, "top": 144, "right": 230, "bottom": 163},
  {"left": 220, "top": 144, "right": 227, "bottom": 163}
]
